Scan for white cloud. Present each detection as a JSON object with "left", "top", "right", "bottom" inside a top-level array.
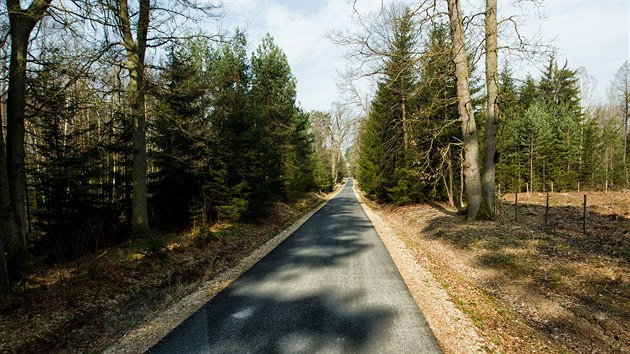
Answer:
[
  {"left": 220, "top": 0, "right": 383, "bottom": 111},
  {"left": 218, "top": 0, "right": 629, "bottom": 110},
  {"left": 500, "top": 0, "right": 629, "bottom": 103}
]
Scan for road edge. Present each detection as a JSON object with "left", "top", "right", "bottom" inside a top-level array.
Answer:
[
  {"left": 352, "top": 184, "right": 489, "bottom": 354},
  {"left": 105, "top": 184, "right": 346, "bottom": 354}
]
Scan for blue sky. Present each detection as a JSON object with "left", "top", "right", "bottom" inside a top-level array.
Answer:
[{"left": 218, "top": 0, "right": 629, "bottom": 112}]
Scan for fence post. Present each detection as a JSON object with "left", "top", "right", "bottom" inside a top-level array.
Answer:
[
  {"left": 514, "top": 192, "right": 518, "bottom": 222},
  {"left": 545, "top": 193, "right": 549, "bottom": 227},
  {"left": 583, "top": 194, "right": 587, "bottom": 234},
  {"left": 551, "top": 181, "right": 554, "bottom": 193}
]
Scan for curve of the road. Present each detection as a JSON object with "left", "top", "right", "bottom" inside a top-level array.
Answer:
[{"left": 148, "top": 179, "right": 441, "bottom": 353}]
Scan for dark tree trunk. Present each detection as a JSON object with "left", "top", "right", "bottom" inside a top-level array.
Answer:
[
  {"left": 3, "top": 0, "right": 53, "bottom": 279},
  {"left": 0, "top": 106, "right": 17, "bottom": 294},
  {"left": 115, "top": 0, "right": 151, "bottom": 237}
]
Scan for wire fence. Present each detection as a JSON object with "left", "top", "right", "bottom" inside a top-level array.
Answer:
[{"left": 498, "top": 191, "right": 590, "bottom": 235}]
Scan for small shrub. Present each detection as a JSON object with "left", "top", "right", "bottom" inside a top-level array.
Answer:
[
  {"left": 216, "top": 198, "right": 248, "bottom": 222},
  {"left": 139, "top": 237, "right": 168, "bottom": 259},
  {"left": 192, "top": 228, "right": 214, "bottom": 248}
]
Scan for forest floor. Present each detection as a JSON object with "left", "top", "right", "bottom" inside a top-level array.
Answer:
[
  {"left": 363, "top": 190, "right": 630, "bottom": 353},
  {"left": 0, "top": 191, "right": 329, "bottom": 353}
]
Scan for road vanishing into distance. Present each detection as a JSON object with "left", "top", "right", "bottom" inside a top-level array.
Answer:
[{"left": 149, "top": 180, "right": 441, "bottom": 353}]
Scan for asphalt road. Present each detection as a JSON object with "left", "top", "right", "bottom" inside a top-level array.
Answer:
[{"left": 148, "top": 180, "right": 441, "bottom": 353}]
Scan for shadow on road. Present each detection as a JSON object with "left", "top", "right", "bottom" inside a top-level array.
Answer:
[
  {"left": 148, "top": 183, "right": 414, "bottom": 353},
  {"left": 150, "top": 290, "right": 395, "bottom": 353}
]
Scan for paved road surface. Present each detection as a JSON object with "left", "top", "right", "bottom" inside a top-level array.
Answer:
[{"left": 149, "top": 180, "right": 441, "bottom": 353}]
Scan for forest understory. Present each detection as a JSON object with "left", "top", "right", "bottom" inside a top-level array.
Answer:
[
  {"left": 0, "top": 192, "right": 327, "bottom": 353},
  {"left": 365, "top": 190, "right": 629, "bottom": 353}
]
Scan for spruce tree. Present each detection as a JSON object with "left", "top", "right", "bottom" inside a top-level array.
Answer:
[
  {"left": 150, "top": 39, "right": 228, "bottom": 228},
  {"left": 358, "top": 6, "right": 419, "bottom": 203}
]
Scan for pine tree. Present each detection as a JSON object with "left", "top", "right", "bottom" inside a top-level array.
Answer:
[
  {"left": 250, "top": 34, "right": 299, "bottom": 203},
  {"left": 358, "top": 6, "right": 419, "bottom": 203},
  {"left": 207, "top": 30, "right": 255, "bottom": 221},
  {"left": 150, "top": 39, "right": 228, "bottom": 228},
  {"left": 495, "top": 65, "right": 520, "bottom": 192}
]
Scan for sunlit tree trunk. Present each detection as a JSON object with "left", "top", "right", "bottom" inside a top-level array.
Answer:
[
  {"left": 481, "top": 0, "right": 498, "bottom": 217},
  {"left": 446, "top": 0, "right": 482, "bottom": 221}
]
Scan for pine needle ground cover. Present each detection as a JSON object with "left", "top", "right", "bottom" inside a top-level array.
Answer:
[
  {"left": 0, "top": 193, "right": 324, "bottom": 352},
  {"left": 369, "top": 191, "right": 629, "bottom": 353}
]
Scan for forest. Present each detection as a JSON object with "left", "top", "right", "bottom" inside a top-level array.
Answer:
[
  {"left": 350, "top": 3, "right": 628, "bottom": 212},
  {"left": 0, "top": 0, "right": 627, "bottom": 309},
  {"left": 0, "top": 2, "right": 348, "bottom": 294},
  {"left": 0, "top": 0, "right": 628, "bottom": 352}
]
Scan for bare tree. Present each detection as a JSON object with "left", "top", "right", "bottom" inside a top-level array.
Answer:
[
  {"left": 311, "top": 104, "right": 358, "bottom": 185},
  {"left": 4, "top": 0, "right": 52, "bottom": 251},
  {"left": 481, "top": 0, "right": 497, "bottom": 216},
  {"left": 446, "top": 0, "right": 482, "bottom": 221},
  {"left": 329, "top": 102, "right": 358, "bottom": 183},
  {"left": 611, "top": 61, "right": 630, "bottom": 187},
  {"left": 106, "top": 0, "right": 152, "bottom": 237}
]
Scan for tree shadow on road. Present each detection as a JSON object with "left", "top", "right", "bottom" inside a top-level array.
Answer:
[
  {"left": 148, "top": 184, "right": 416, "bottom": 353},
  {"left": 149, "top": 290, "right": 395, "bottom": 353}
]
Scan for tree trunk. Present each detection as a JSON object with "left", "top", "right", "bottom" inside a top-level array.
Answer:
[
  {"left": 129, "top": 58, "right": 151, "bottom": 237},
  {"left": 530, "top": 139, "right": 534, "bottom": 192},
  {"left": 481, "top": 0, "right": 498, "bottom": 217},
  {"left": 0, "top": 105, "right": 17, "bottom": 294},
  {"left": 4, "top": 0, "right": 53, "bottom": 262},
  {"left": 116, "top": 0, "right": 151, "bottom": 237},
  {"left": 624, "top": 80, "right": 628, "bottom": 187},
  {"left": 446, "top": 0, "right": 482, "bottom": 221},
  {"left": 6, "top": 25, "right": 30, "bottom": 248},
  {"left": 402, "top": 98, "right": 409, "bottom": 151}
]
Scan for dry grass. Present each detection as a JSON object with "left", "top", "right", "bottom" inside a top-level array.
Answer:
[{"left": 367, "top": 191, "right": 630, "bottom": 353}]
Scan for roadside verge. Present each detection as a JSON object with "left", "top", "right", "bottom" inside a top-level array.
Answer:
[{"left": 352, "top": 185, "right": 491, "bottom": 353}]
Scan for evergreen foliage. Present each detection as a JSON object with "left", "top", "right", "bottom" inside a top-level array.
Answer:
[{"left": 2, "top": 28, "right": 323, "bottom": 283}]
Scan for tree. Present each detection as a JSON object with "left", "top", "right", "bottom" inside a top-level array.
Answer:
[
  {"left": 445, "top": 0, "right": 482, "bottom": 221},
  {"left": 150, "top": 39, "right": 228, "bottom": 228},
  {"left": 611, "top": 61, "right": 630, "bottom": 186},
  {"left": 4, "top": 0, "right": 53, "bottom": 261},
  {"left": 495, "top": 65, "right": 520, "bottom": 192},
  {"left": 108, "top": 0, "right": 152, "bottom": 237},
  {"left": 356, "top": 5, "right": 420, "bottom": 204},
  {"left": 0, "top": 0, "right": 52, "bottom": 294},
  {"left": 207, "top": 30, "right": 254, "bottom": 220},
  {"left": 0, "top": 104, "right": 16, "bottom": 294},
  {"left": 415, "top": 22, "right": 460, "bottom": 205},
  {"left": 481, "top": 0, "right": 498, "bottom": 216},
  {"left": 250, "top": 34, "right": 298, "bottom": 201},
  {"left": 328, "top": 103, "right": 357, "bottom": 184},
  {"left": 310, "top": 111, "right": 335, "bottom": 192}
]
